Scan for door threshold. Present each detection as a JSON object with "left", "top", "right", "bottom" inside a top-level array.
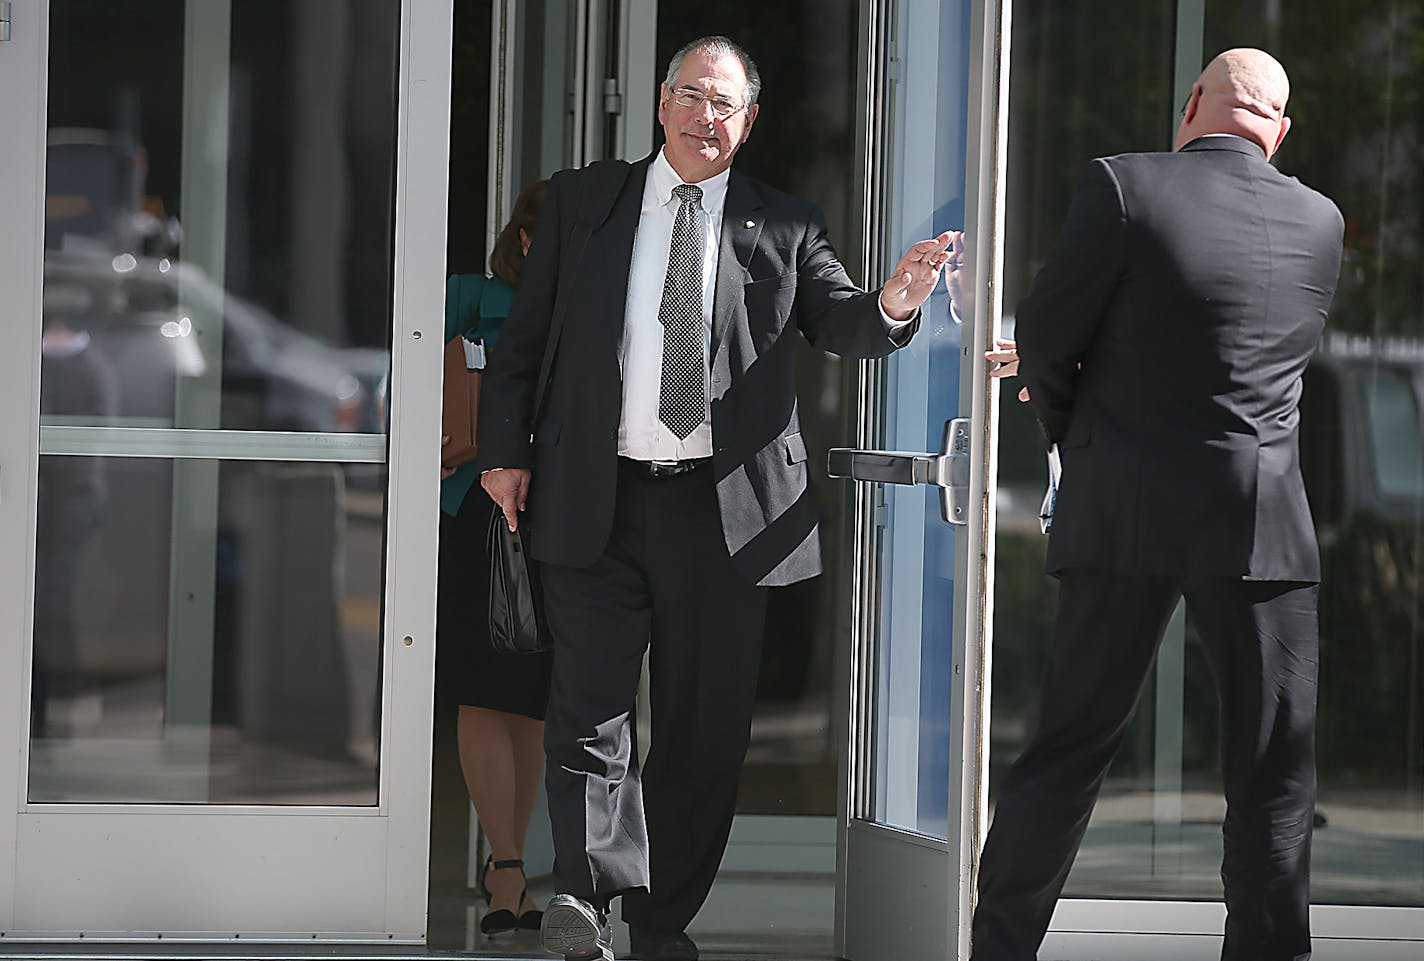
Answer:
[{"left": 0, "top": 947, "right": 833, "bottom": 961}]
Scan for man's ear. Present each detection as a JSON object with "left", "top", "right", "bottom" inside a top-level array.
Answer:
[
  {"left": 657, "top": 83, "right": 668, "bottom": 127},
  {"left": 1273, "top": 114, "right": 1292, "bottom": 154},
  {"left": 742, "top": 102, "right": 759, "bottom": 142},
  {"left": 1184, "top": 84, "right": 1201, "bottom": 123}
]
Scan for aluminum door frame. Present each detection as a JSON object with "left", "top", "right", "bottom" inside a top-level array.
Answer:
[{"left": 0, "top": 0, "right": 50, "bottom": 930}]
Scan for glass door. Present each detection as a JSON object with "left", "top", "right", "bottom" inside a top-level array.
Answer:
[
  {"left": 836, "top": 1, "right": 1009, "bottom": 958},
  {"left": 0, "top": 0, "right": 453, "bottom": 939}
]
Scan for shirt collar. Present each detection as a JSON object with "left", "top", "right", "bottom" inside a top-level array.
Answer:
[{"left": 651, "top": 147, "right": 730, "bottom": 215}]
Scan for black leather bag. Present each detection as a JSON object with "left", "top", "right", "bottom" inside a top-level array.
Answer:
[
  {"left": 483, "top": 220, "right": 593, "bottom": 656},
  {"left": 487, "top": 507, "right": 551, "bottom": 655}
]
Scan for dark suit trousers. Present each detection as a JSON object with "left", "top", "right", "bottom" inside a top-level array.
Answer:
[
  {"left": 538, "top": 458, "right": 769, "bottom": 933},
  {"left": 971, "top": 569, "right": 1318, "bottom": 961}
]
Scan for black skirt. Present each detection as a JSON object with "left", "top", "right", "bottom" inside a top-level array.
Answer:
[{"left": 435, "top": 492, "right": 552, "bottom": 719}]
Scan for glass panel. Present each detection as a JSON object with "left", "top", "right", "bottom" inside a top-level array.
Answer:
[
  {"left": 30, "top": 457, "right": 385, "bottom": 805},
  {"left": 870, "top": 0, "right": 973, "bottom": 840},
  {"left": 30, "top": 0, "right": 401, "bottom": 807},
  {"left": 42, "top": 0, "right": 399, "bottom": 435},
  {"left": 993, "top": 0, "right": 1424, "bottom": 909}
]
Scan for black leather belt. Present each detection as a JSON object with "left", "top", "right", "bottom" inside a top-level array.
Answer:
[{"left": 619, "top": 456, "right": 712, "bottom": 479}]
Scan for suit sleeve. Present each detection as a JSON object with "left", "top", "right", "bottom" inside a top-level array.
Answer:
[
  {"left": 794, "top": 204, "right": 919, "bottom": 358},
  {"left": 1015, "top": 158, "right": 1127, "bottom": 445},
  {"left": 475, "top": 173, "right": 568, "bottom": 470}
]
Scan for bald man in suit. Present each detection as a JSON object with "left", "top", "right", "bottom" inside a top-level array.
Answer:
[{"left": 974, "top": 49, "right": 1344, "bottom": 961}]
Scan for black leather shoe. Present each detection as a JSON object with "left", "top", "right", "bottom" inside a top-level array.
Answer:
[
  {"left": 628, "top": 927, "right": 698, "bottom": 961},
  {"left": 541, "top": 894, "right": 612, "bottom": 961}
]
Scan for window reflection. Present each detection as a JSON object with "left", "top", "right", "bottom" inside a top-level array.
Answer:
[
  {"left": 1364, "top": 364, "right": 1424, "bottom": 498},
  {"left": 30, "top": 458, "right": 384, "bottom": 805},
  {"left": 32, "top": 1, "right": 400, "bottom": 806},
  {"left": 42, "top": 0, "right": 397, "bottom": 436}
]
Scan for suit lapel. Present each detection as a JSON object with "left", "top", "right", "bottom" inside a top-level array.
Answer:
[
  {"left": 589, "top": 156, "right": 653, "bottom": 342},
  {"left": 712, "top": 171, "right": 766, "bottom": 355}
]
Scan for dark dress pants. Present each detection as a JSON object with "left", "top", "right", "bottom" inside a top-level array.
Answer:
[
  {"left": 538, "top": 458, "right": 769, "bottom": 933},
  {"left": 971, "top": 568, "right": 1318, "bottom": 961}
]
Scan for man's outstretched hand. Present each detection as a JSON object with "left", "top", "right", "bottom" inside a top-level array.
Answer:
[{"left": 880, "top": 230, "right": 955, "bottom": 321}]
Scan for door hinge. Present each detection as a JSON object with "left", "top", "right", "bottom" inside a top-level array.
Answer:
[
  {"left": 0, "top": 1, "right": 12, "bottom": 42},
  {"left": 602, "top": 77, "right": 623, "bottom": 115}
]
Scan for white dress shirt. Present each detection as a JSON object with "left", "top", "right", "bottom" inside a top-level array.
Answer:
[
  {"left": 618, "top": 149, "right": 911, "bottom": 462},
  {"left": 618, "top": 149, "right": 726, "bottom": 461}
]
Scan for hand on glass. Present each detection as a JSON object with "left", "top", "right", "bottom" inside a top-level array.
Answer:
[
  {"left": 880, "top": 230, "right": 955, "bottom": 321},
  {"left": 440, "top": 436, "right": 458, "bottom": 479},
  {"left": 986, "top": 338, "right": 1030, "bottom": 402}
]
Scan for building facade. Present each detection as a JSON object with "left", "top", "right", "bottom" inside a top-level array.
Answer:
[{"left": 0, "top": 1, "right": 1420, "bottom": 959}]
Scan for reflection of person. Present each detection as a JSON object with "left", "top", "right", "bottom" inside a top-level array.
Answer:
[
  {"left": 33, "top": 317, "right": 119, "bottom": 736},
  {"left": 942, "top": 229, "right": 970, "bottom": 322},
  {"left": 478, "top": 35, "right": 948, "bottom": 961},
  {"left": 436, "top": 179, "right": 551, "bottom": 937},
  {"left": 971, "top": 50, "right": 1344, "bottom": 961}
]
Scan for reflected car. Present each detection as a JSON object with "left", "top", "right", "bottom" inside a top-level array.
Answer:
[{"left": 42, "top": 250, "right": 369, "bottom": 434}]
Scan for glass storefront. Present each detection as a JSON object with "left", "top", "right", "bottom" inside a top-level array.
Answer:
[
  {"left": 34, "top": 0, "right": 399, "bottom": 805},
  {"left": 993, "top": 0, "right": 1424, "bottom": 910}
]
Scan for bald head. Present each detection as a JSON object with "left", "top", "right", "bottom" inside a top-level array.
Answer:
[{"left": 1174, "top": 48, "right": 1292, "bottom": 158}]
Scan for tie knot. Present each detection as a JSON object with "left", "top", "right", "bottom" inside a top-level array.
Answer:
[{"left": 672, "top": 183, "right": 703, "bottom": 206}]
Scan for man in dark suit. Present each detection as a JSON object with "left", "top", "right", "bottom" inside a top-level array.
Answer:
[
  {"left": 478, "top": 35, "right": 950, "bottom": 961},
  {"left": 972, "top": 49, "right": 1343, "bottom": 961}
]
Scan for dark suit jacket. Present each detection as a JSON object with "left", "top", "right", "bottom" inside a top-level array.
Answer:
[
  {"left": 478, "top": 155, "right": 918, "bottom": 586},
  {"left": 1016, "top": 136, "right": 1344, "bottom": 581}
]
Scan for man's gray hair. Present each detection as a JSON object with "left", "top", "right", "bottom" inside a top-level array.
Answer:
[{"left": 663, "top": 35, "right": 761, "bottom": 109}]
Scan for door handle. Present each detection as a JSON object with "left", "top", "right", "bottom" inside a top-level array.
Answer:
[{"left": 828, "top": 417, "right": 972, "bottom": 525}]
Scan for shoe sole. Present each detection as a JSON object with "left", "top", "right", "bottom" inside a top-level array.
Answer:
[{"left": 541, "top": 903, "right": 611, "bottom": 961}]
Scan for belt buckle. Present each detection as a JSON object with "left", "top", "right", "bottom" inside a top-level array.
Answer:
[{"left": 649, "top": 459, "right": 680, "bottom": 478}]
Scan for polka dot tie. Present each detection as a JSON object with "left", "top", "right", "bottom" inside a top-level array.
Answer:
[{"left": 657, "top": 183, "right": 706, "bottom": 440}]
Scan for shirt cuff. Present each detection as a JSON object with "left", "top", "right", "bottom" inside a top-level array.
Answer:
[{"left": 878, "top": 298, "right": 917, "bottom": 332}]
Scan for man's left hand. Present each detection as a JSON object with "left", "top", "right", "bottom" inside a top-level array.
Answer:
[{"left": 880, "top": 230, "right": 954, "bottom": 321}]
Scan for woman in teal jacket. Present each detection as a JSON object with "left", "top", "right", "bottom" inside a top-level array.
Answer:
[{"left": 437, "top": 180, "right": 550, "bottom": 936}]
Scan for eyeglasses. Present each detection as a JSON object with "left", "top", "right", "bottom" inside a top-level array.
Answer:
[{"left": 668, "top": 86, "right": 746, "bottom": 120}]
